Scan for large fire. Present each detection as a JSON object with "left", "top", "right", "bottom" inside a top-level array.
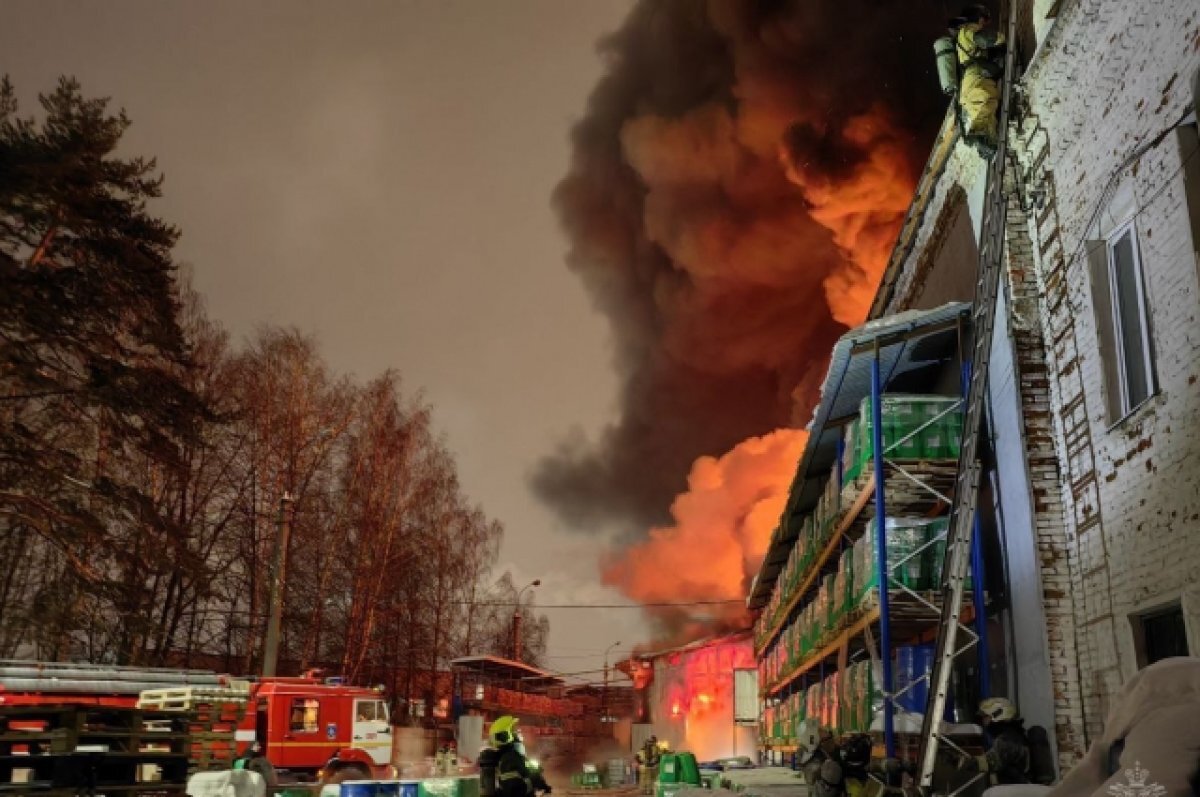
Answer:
[
  {"left": 540, "top": 1, "right": 942, "bottom": 642},
  {"left": 602, "top": 429, "right": 807, "bottom": 635},
  {"left": 643, "top": 636, "right": 756, "bottom": 762}
]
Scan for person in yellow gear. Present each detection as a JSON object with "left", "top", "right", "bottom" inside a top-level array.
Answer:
[
  {"left": 491, "top": 716, "right": 549, "bottom": 797},
  {"left": 954, "top": 4, "right": 1006, "bottom": 158}
]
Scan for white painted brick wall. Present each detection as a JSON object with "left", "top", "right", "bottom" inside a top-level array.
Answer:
[
  {"left": 1018, "top": 0, "right": 1200, "bottom": 758},
  {"left": 867, "top": 0, "right": 1200, "bottom": 769}
]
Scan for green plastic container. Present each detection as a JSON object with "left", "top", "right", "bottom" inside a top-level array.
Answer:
[{"left": 658, "top": 753, "right": 701, "bottom": 786}]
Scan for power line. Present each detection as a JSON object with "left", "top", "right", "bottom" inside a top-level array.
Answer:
[{"left": 453, "top": 599, "right": 743, "bottom": 609}]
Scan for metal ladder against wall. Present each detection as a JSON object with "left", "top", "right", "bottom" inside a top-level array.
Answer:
[{"left": 917, "top": 2, "right": 1021, "bottom": 791}]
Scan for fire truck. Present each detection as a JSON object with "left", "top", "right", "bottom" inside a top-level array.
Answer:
[{"left": 0, "top": 661, "right": 392, "bottom": 782}]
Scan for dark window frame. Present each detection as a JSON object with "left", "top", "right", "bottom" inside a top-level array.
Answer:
[
  {"left": 1130, "top": 602, "right": 1190, "bottom": 668},
  {"left": 289, "top": 697, "right": 320, "bottom": 734}
]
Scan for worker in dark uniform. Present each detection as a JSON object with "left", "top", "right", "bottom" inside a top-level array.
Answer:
[
  {"left": 839, "top": 734, "right": 872, "bottom": 797},
  {"left": 492, "top": 716, "right": 550, "bottom": 797},
  {"left": 977, "top": 697, "right": 1031, "bottom": 785}
]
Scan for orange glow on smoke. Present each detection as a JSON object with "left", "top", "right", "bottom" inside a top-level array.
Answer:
[
  {"left": 603, "top": 428, "right": 808, "bottom": 630},
  {"left": 780, "top": 108, "right": 915, "bottom": 327}
]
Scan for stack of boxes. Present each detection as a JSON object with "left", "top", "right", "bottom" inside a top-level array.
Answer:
[
  {"left": 843, "top": 395, "right": 963, "bottom": 485},
  {"left": 757, "top": 394, "right": 965, "bottom": 700}
]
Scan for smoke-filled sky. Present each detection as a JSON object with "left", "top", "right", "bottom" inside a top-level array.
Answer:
[
  {"left": 2, "top": 0, "right": 950, "bottom": 671},
  {"left": 538, "top": 0, "right": 947, "bottom": 637}
]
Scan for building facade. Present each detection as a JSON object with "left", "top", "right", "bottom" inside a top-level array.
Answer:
[{"left": 752, "top": 0, "right": 1200, "bottom": 774}]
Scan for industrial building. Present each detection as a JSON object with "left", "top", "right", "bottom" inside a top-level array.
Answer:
[
  {"left": 619, "top": 633, "right": 759, "bottom": 763},
  {"left": 750, "top": 0, "right": 1200, "bottom": 778}
]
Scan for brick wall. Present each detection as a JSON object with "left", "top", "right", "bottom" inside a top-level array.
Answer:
[
  {"left": 871, "top": 0, "right": 1200, "bottom": 768},
  {"left": 1014, "top": 0, "right": 1200, "bottom": 755}
]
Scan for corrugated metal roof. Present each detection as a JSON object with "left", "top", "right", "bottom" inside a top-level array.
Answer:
[{"left": 747, "top": 302, "right": 971, "bottom": 610}]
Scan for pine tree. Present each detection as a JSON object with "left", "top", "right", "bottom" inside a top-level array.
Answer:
[{"left": 0, "top": 76, "right": 206, "bottom": 659}]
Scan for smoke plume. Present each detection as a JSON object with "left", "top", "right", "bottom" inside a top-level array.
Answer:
[{"left": 537, "top": 0, "right": 946, "bottom": 628}]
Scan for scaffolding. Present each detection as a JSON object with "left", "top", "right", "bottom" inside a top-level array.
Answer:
[{"left": 751, "top": 304, "right": 994, "bottom": 778}]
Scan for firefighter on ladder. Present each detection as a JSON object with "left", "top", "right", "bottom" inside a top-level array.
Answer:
[{"left": 935, "top": 4, "right": 1006, "bottom": 159}]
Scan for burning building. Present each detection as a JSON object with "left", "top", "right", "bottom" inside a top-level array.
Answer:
[{"left": 618, "top": 633, "right": 758, "bottom": 763}]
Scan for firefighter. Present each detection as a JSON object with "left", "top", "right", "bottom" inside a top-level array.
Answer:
[
  {"left": 954, "top": 4, "right": 1006, "bottom": 158},
  {"left": 839, "top": 734, "right": 872, "bottom": 797},
  {"left": 492, "top": 716, "right": 550, "bottom": 797},
  {"left": 800, "top": 728, "right": 840, "bottom": 792},
  {"left": 975, "top": 697, "right": 1032, "bottom": 785},
  {"left": 637, "top": 736, "right": 661, "bottom": 794}
]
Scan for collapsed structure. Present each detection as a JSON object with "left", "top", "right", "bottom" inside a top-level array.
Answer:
[{"left": 750, "top": 0, "right": 1200, "bottom": 779}]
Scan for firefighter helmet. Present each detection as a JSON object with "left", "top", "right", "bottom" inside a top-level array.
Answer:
[
  {"left": 979, "top": 696, "right": 1018, "bottom": 722},
  {"left": 959, "top": 4, "right": 991, "bottom": 22},
  {"left": 490, "top": 715, "right": 520, "bottom": 746}
]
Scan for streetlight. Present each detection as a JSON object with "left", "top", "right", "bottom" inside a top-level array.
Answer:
[
  {"left": 511, "top": 579, "right": 541, "bottom": 662},
  {"left": 603, "top": 641, "right": 622, "bottom": 724}
]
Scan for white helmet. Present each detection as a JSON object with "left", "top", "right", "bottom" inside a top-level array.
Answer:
[{"left": 979, "top": 696, "right": 1018, "bottom": 722}]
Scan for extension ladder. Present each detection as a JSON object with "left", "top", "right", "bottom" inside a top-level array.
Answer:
[{"left": 917, "top": 2, "right": 1021, "bottom": 791}]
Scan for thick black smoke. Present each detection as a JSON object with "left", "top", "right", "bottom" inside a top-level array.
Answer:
[{"left": 535, "top": 0, "right": 948, "bottom": 533}]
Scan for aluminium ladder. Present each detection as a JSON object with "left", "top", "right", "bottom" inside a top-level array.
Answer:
[{"left": 917, "top": 1, "right": 1021, "bottom": 791}]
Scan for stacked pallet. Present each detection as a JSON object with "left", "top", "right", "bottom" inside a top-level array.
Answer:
[
  {"left": 137, "top": 684, "right": 250, "bottom": 774},
  {"left": 0, "top": 704, "right": 191, "bottom": 795}
]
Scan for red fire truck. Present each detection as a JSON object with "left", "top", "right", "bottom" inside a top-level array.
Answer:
[
  {"left": 242, "top": 674, "right": 392, "bottom": 782},
  {"left": 0, "top": 662, "right": 392, "bottom": 782}
]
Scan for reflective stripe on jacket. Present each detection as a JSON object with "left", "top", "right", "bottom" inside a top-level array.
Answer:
[{"left": 497, "top": 746, "right": 533, "bottom": 797}]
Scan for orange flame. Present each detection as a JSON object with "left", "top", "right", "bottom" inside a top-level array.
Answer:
[
  {"left": 648, "top": 637, "right": 756, "bottom": 760},
  {"left": 602, "top": 428, "right": 808, "bottom": 631}
]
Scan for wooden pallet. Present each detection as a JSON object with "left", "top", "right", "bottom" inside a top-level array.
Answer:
[
  {"left": 840, "top": 460, "right": 958, "bottom": 525},
  {"left": 136, "top": 686, "right": 248, "bottom": 713}
]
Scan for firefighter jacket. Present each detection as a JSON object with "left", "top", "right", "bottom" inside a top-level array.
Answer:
[
  {"left": 956, "top": 22, "right": 1005, "bottom": 78},
  {"left": 497, "top": 745, "right": 534, "bottom": 797},
  {"left": 983, "top": 721, "right": 1032, "bottom": 785}
]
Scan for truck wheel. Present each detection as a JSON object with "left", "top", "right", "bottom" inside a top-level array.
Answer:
[{"left": 327, "top": 764, "right": 371, "bottom": 783}]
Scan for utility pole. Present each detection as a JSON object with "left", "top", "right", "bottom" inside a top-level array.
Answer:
[
  {"left": 603, "top": 641, "right": 621, "bottom": 726},
  {"left": 511, "top": 579, "right": 540, "bottom": 662},
  {"left": 512, "top": 612, "right": 523, "bottom": 662},
  {"left": 262, "top": 492, "right": 294, "bottom": 677}
]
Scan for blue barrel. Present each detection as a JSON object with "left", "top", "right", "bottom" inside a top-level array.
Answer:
[
  {"left": 399, "top": 782, "right": 420, "bottom": 797},
  {"left": 895, "top": 645, "right": 956, "bottom": 719},
  {"left": 894, "top": 645, "right": 933, "bottom": 713},
  {"left": 342, "top": 783, "right": 380, "bottom": 797}
]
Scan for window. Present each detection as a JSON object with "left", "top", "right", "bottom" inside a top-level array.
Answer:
[
  {"left": 1086, "top": 220, "right": 1157, "bottom": 422},
  {"left": 1106, "top": 221, "right": 1156, "bottom": 413},
  {"left": 1133, "top": 604, "right": 1190, "bottom": 667},
  {"left": 289, "top": 698, "right": 320, "bottom": 734}
]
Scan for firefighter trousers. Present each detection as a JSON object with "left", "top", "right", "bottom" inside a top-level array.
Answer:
[{"left": 959, "top": 65, "right": 999, "bottom": 144}]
